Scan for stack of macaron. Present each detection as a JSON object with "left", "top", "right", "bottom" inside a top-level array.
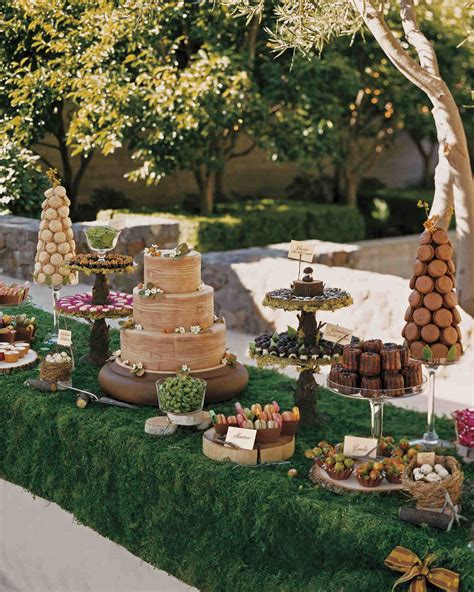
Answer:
[
  {"left": 56, "top": 291, "right": 133, "bottom": 319},
  {"left": 403, "top": 226, "right": 463, "bottom": 361},
  {"left": 0, "top": 342, "right": 30, "bottom": 363},
  {"left": 33, "top": 183, "right": 78, "bottom": 288}
]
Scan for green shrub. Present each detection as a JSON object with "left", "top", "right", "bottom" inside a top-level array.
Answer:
[
  {"left": 0, "top": 142, "right": 48, "bottom": 217},
  {"left": 100, "top": 200, "right": 365, "bottom": 251}
]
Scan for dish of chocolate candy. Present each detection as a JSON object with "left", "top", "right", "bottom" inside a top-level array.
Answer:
[
  {"left": 67, "top": 253, "right": 135, "bottom": 272},
  {"left": 249, "top": 329, "right": 344, "bottom": 365},
  {"left": 328, "top": 339, "right": 424, "bottom": 398}
]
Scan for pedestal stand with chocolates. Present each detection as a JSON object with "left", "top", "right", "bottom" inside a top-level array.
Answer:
[
  {"left": 249, "top": 266, "right": 353, "bottom": 423},
  {"left": 327, "top": 340, "right": 427, "bottom": 442}
]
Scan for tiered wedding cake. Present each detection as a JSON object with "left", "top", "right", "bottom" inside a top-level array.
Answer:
[{"left": 99, "top": 245, "right": 249, "bottom": 404}]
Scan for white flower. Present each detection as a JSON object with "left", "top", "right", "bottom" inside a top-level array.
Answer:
[
  {"left": 144, "top": 289, "right": 151, "bottom": 296},
  {"left": 132, "top": 362, "right": 143, "bottom": 370},
  {"left": 181, "top": 364, "right": 190, "bottom": 372},
  {"left": 214, "top": 314, "right": 219, "bottom": 322},
  {"left": 175, "top": 326, "right": 185, "bottom": 334},
  {"left": 190, "top": 325, "right": 201, "bottom": 334},
  {"left": 169, "top": 250, "right": 177, "bottom": 258},
  {"left": 197, "top": 283, "right": 205, "bottom": 291},
  {"left": 135, "top": 323, "right": 143, "bottom": 330},
  {"left": 114, "top": 349, "right": 121, "bottom": 357},
  {"left": 61, "top": 352, "right": 68, "bottom": 357},
  {"left": 123, "top": 359, "right": 130, "bottom": 365}
]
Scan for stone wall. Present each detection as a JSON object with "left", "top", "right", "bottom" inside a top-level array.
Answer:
[{"left": 0, "top": 215, "right": 179, "bottom": 285}]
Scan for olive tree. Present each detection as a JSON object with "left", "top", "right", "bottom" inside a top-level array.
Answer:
[{"left": 223, "top": 0, "right": 473, "bottom": 314}]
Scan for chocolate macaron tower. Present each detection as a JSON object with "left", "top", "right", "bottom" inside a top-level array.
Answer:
[{"left": 402, "top": 208, "right": 463, "bottom": 362}]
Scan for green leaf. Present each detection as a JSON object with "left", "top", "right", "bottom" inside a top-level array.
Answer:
[
  {"left": 447, "top": 345, "right": 456, "bottom": 362},
  {"left": 287, "top": 325, "right": 297, "bottom": 338},
  {"left": 422, "top": 345, "right": 433, "bottom": 361}
]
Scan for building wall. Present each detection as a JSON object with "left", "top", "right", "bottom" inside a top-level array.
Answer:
[{"left": 35, "top": 131, "right": 432, "bottom": 209}]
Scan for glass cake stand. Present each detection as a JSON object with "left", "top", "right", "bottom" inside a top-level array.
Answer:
[
  {"left": 326, "top": 377, "right": 428, "bottom": 442},
  {"left": 409, "top": 357, "right": 462, "bottom": 450}
]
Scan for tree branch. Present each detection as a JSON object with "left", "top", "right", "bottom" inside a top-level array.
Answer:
[
  {"left": 31, "top": 149, "right": 55, "bottom": 171},
  {"left": 399, "top": 0, "right": 439, "bottom": 77},
  {"left": 37, "top": 141, "right": 61, "bottom": 151},
  {"left": 230, "top": 139, "right": 256, "bottom": 159}
]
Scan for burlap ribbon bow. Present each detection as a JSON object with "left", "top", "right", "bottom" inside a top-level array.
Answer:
[{"left": 385, "top": 546, "right": 459, "bottom": 592}]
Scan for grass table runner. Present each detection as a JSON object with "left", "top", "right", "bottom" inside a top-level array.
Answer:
[{"left": 1, "top": 306, "right": 472, "bottom": 591}]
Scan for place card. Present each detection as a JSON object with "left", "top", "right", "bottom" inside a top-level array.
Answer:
[
  {"left": 323, "top": 323, "right": 353, "bottom": 345},
  {"left": 57, "top": 329, "right": 72, "bottom": 347},
  {"left": 417, "top": 451, "right": 435, "bottom": 466},
  {"left": 288, "top": 240, "right": 314, "bottom": 263},
  {"left": 343, "top": 436, "right": 378, "bottom": 458},
  {"left": 225, "top": 427, "right": 256, "bottom": 451}
]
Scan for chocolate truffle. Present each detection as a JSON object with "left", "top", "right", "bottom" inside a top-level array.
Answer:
[
  {"left": 423, "top": 292, "right": 443, "bottom": 311},
  {"left": 405, "top": 322, "right": 421, "bottom": 342},
  {"left": 435, "top": 276, "right": 453, "bottom": 294},
  {"left": 430, "top": 343, "right": 449, "bottom": 359},
  {"left": 415, "top": 275, "right": 434, "bottom": 294},
  {"left": 427, "top": 259, "right": 447, "bottom": 278},
  {"left": 452, "top": 307, "right": 461, "bottom": 324},
  {"left": 413, "top": 259, "right": 427, "bottom": 276},
  {"left": 443, "top": 292, "right": 458, "bottom": 308},
  {"left": 408, "top": 290, "right": 423, "bottom": 308},
  {"left": 435, "top": 243, "right": 453, "bottom": 261},
  {"left": 413, "top": 307, "right": 431, "bottom": 327},
  {"left": 433, "top": 308, "right": 453, "bottom": 328},
  {"left": 419, "top": 230, "right": 432, "bottom": 245},
  {"left": 421, "top": 324, "right": 440, "bottom": 344},
  {"left": 441, "top": 326, "right": 458, "bottom": 346},
  {"left": 410, "top": 341, "right": 426, "bottom": 359},
  {"left": 432, "top": 229, "right": 449, "bottom": 245},
  {"left": 417, "top": 244, "right": 435, "bottom": 262}
]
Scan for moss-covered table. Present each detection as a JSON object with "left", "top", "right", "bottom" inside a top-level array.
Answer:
[{"left": 1, "top": 306, "right": 472, "bottom": 592}]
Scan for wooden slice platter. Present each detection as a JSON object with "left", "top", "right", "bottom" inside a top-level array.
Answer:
[
  {"left": 310, "top": 462, "right": 404, "bottom": 494},
  {"left": 202, "top": 428, "right": 295, "bottom": 466},
  {"left": 0, "top": 348, "right": 38, "bottom": 374}
]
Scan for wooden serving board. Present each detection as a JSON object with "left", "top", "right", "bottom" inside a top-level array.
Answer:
[
  {"left": 0, "top": 349, "right": 38, "bottom": 374},
  {"left": 202, "top": 428, "right": 295, "bottom": 466},
  {"left": 310, "top": 463, "right": 404, "bottom": 493}
]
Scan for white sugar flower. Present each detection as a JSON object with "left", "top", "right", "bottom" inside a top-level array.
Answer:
[
  {"left": 175, "top": 326, "right": 185, "bottom": 334},
  {"left": 197, "top": 283, "right": 205, "bottom": 291},
  {"left": 135, "top": 323, "right": 143, "bottom": 330},
  {"left": 144, "top": 289, "right": 151, "bottom": 296},
  {"left": 190, "top": 325, "right": 201, "bottom": 334},
  {"left": 169, "top": 250, "right": 177, "bottom": 258},
  {"left": 181, "top": 364, "right": 190, "bottom": 372},
  {"left": 114, "top": 349, "right": 121, "bottom": 357}
]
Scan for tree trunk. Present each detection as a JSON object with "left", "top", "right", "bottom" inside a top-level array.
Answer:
[
  {"left": 352, "top": 0, "right": 474, "bottom": 315},
  {"left": 295, "top": 369, "right": 317, "bottom": 423},
  {"left": 345, "top": 174, "right": 359, "bottom": 208},
  {"left": 215, "top": 169, "right": 225, "bottom": 203},
  {"left": 199, "top": 172, "right": 216, "bottom": 216}
]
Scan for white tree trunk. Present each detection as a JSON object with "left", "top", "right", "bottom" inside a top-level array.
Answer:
[{"left": 351, "top": 0, "right": 474, "bottom": 315}]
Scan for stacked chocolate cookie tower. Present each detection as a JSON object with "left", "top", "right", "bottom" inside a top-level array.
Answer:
[
  {"left": 328, "top": 340, "right": 423, "bottom": 398},
  {"left": 403, "top": 227, "right": 463, "bottom": 361}
]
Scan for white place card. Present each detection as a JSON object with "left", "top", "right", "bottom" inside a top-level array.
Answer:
[
  {"left": 417, "top": 452, "right": 435, "bottom": 466},
  {"left": 288, "top": 240, "right": 314, "bottom": 263},
  {"left": 225, "top": 427, "right": 256, "bottom": 451},
  {"left": 343, "top": 436, "right": 378, "bottom": 458},
  {"left": 323, "top": 323, "right": 353, "bottom": 346},
  {"left": 57, "top": 329, "right": 72, "bottom": 347}
]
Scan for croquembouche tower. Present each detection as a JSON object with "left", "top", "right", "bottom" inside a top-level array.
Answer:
[{"left": 99, "top": 244, "right": 249, "bottom": 404}]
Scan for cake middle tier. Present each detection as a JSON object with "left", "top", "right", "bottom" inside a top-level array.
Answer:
[
  {"left": 120, "top": 322, "right": 227, "bottom": 371},
  {"left": 133, "top": 285, "right": 214, "bottom": 331}
]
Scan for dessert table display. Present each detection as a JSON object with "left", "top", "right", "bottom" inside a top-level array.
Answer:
[
  {"left": 99, "top": 243, "right": 249, "bottom": 405},
  {"left": 249, "top": 266, "right": 353, "bottom": 422},
  {"left": 32, "top": 170, "right": 79, "bottom": 345},
  {"left": 2, "top": 305, "right": 473, "bottom": 592},
  {"left": 56, "top": 251, "right": 136, "bottom": 366}
]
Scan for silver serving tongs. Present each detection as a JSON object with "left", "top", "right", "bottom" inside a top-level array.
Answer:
[{"left": 57, "top": 382, "right": 140, "bottom": 409}]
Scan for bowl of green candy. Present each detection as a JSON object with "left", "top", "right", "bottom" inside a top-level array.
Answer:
[
  {"left": 156, "top": 374, "right": 207, "bottom": 425},
  {"left": 84, "top": 225, "right": 121, "bottom": 261}
]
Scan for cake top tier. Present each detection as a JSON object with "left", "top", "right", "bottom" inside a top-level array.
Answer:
[{"left": 143, "top": 248, "right": 202, "bottom": 294}]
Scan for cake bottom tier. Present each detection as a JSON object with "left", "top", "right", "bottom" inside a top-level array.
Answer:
[
  {"left": 98, "top": 359, "right": 249, "bottom": 405},
  {"left": 120, "top": 322, "right": 226, "bottom": 372}
]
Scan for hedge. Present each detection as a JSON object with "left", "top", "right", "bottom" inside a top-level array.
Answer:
[
  {"left": 1, "top": 305, "right": 473, "bottom": 592},
  {"left": 99, "top": 200, "right": 365, "bottom": 252}
]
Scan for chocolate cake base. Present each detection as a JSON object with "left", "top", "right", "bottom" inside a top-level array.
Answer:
[{"left": 98, "top": 360, "right": 249, "bottom": 406}]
